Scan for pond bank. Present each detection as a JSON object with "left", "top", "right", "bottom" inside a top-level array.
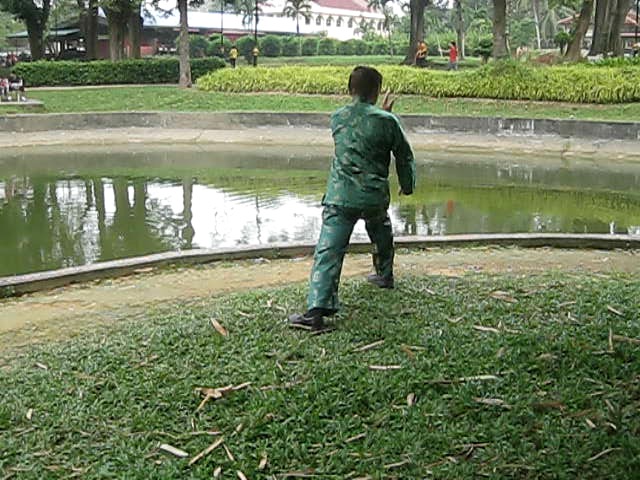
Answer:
[{"left": 1, "top": 246, "right": 638, "bottom": 355}]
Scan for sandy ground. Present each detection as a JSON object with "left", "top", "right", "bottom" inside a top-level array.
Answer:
[
  {"left": 1, "top": 247, "right": 638, "bottom": 357},
  {"left": 2, "top": 127, "right": 640, "bottom": 161}
]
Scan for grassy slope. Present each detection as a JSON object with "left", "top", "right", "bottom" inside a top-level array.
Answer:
[
  {"left": 1, "top": 272, "right": 639, "bottom": 479},
  {"left": 2, "top": 86, "right": 640, "bottom": 122}
]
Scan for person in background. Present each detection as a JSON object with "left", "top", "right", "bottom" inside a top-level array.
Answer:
[
  {"left": 415, "top": 41, "right": 428, "bottom": 68},
  {"left": 447, "top": 41, "right": 458, "bottom": 70},
  {"left": 252, "top": 45, "right": 259, "bottom": 67},
  {"left": 229, "top": 45, "right": 238, "bottom": 68},
  {"left": 288, "top": 66, "right": 416, "bottom": 331}
]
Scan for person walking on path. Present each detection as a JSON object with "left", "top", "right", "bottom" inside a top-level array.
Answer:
[
  {"left": 289, "top": 66, "right": 416, "bottom": 331},
  {"left": 447, "top": 41, "right": 458, "bottom": 70},
  {"left": 229, "top": 45, "right": 238, "bottom": 68}
]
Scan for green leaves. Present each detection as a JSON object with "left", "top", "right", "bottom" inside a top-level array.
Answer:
[{"left": 197, "top": 62, "right": 640, "bottom": 104}]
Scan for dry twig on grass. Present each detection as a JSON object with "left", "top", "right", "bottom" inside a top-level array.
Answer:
[
  {"left": 195, "top": 383, "right": 252, "bottom": 411},
  {"left": 159, "top": 444, "right": 189, "bottom": 458},
  {"left": 188, "top": 437, "right": 225, "bottom": 466},
  {"left": 353, "top": 340, "right": 384, "bottom": 352}
]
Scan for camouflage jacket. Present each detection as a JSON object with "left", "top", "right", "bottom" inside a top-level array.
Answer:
[{"left": 323, "top": 99, "right": 416, "bottom": 210}]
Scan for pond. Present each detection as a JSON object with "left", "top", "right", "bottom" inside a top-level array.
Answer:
[{"left": 2, "top": 144, "right": 640, "bottom": 277}]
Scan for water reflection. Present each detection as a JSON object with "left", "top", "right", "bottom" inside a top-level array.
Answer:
[{"left": 2, "top": 147, "right": 640, "bottom": 276}]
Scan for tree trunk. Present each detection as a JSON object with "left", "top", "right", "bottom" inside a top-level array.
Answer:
[
  {"left": 607, "top": 0, "right": 631, "bottom": 56},
  {"left": 455, "top": 0, "right": 465, "bottom": 59},
  {"left": 85, "top": 1, "right": 99, "bottom": 60},
  {"left": 25, "top": 19, "right": 46, "bottom": 60},
  {"left": 492, "top": 0, "right": 508, "bottom": 58},
  {"left": 589, "top": 0, "right": 610, "bottom": 56},
  {"left": 565, "top": 0, "right": 595, "bottom": 61},
  {"left": 104, "top": 8, "right": 128, "bottom": 61},
  {"left": 128, "top": 12, "right": 142, "bottom": 58},
  {"left": 178, "top": 0, "right": 192, "bottom": 88},
  {"left": 404, "top": 0, "right": 427, "bottom": 64},
  {"left": 532, "top": 0, "right": 542, "bottom": 50}
]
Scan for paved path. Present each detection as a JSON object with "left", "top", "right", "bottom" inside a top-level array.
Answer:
[{"left": 1, "top": 247, "right": 638, "bottom": 356}]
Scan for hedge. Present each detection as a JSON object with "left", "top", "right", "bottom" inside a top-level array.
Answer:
[
  {"left": 14, "top": 57, "right": 226, "bottom": 87},
  {"left": 197, "top": 61, "right": 640, "bottom": 104}
]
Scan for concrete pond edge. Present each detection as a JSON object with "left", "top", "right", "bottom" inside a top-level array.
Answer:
[
  {"left": 1, "top": 233, "right": 639, "bottom": 297},
  {"left": 1, "top": 111, "right": 640, "bottom": 140}
]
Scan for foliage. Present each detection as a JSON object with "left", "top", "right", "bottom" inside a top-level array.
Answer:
[
  {"left": 337, "top": 40, "right": 355, "bottom": 55},
  {"left": 13, "top": 57, "right": 225, "bottom": 86},
  {"left": 351, "top": 39, "right": 370, "bottom": 55},
  {"left": 474, "top": 36, "right": 493, "bottom": 62},
  {"left": 281, "top": 36, "right": 301, "bottom": 56},
  {"left": 188, "top": 35, "right": 209, "bottom": 58},
  {"left": 197, "top": 61, "right": 640, "bottom": 104},
  {"left": 206, "top": 34, "right": 232, "bottom": 57},
  {"left": 317, "top": 38, "right": 338, "bottom": 56},
  {"left": 236, "top": 35, "right": 256, "bottom": 61},
  {"left": 260, "top": 35, "right": 283, "bottom": 57},
  {"left": 589, "top": 56, "right": 640, "bottom": 68},
  {"left": 370, "top": 40, "right": 390, "bottom": 55},
  {"left": 301, "top": 37, "right": 318, "bottom": 56},
  {"left": 554, "top": 31, "right": 571, "bottom": 53},
  {"left": 0, "top": 9, "right": 22, "bottom": 51},
  {"left": 1, "top": 272, "right": 639, "bottom": 477}
]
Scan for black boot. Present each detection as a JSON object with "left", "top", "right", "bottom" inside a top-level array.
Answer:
[
  {"left": 366, "top": 274, "right": 394, "bottom": 289},
  {"left": 288, "top": 308, "right": 332, "bottom": 331}
]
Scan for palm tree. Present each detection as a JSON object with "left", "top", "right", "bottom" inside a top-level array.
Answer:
[
  {"left": 381, "top": 5, "right": 398, "bottom": 55},
  {"left": 236, "top": 0, "right": 262, "bottom": 27},
  {"left": 283, "top": 0, "right": 312, "bottom": 39}
]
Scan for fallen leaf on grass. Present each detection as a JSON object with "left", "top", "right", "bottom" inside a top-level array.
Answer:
[
  {"left": 213, "top": 466, "right": 222, "bottom": 478},
  {"left": 258, "top": 452, "right": 268, "bottom": 470},
  {"left": 407, "top": 393, "right": 416, "bottom": 407},
  {"left": 210, "top": 318, "right": 228, "bottom": 337},
  {"left": 384, "top": 460, "right": 410, "bottom": 470},
  {"left": 353, "top": 340, "right": 384, "bottom": 352},
  {"left": 237, "top": 471, "right": 247, "bottom": 480},
  {"left": 606, "top": 305, "right": 623, "bottom": 316},
  {"left": 473, "top": 325, "right": 500, "bottom": 334},
  {"left": 587, "top": 448, "right": 621, "bottom": 462},
  {"left": 26, "top": 409, "right": 33, "bottom": 421},
  {"left": 473, "top": 397, "right": 511, "bottom": 409},
  {"left": 537, "top": 353, "right": 557, "bottom": 361},
  {"left": 612, "top": 334, "right": 640, "bottom": 345},
  {"left": 35, "top": 362, "right": 48, "bottom": 371},
  {"left": 489, "top": 291, "right": 518, "bottom": 303},
  {"left": 447, "top": 316, "right": 463, "bottom": 324},
  {"left": 159, "top": 444, "right": 189, "bottom": 458},
  {"left": 369, "top": 365, "right": 402, "bottom": 371},
  {"left": 427, "top": 374, "right": 500, "bottom": 385},
  {"left": 223, "top": 444, "right": 235, "bottom": 462},
  {"left": 401, "top": 345, "right": 415, "bottom": 360},
  {"left": 195, "top": 383, "right": 252, "bottom": 411},
  {"left": 188, "top": 437, "right": 224, "bottom": 466},
  {"left": 345, "top": 433, "right": 366, "bottom": 443},
  {"left": 585, "top": 418, "right": 596, "bottom": 429}
]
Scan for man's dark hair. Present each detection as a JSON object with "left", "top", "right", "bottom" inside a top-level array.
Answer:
[{"left": 348, "top": 66, "right": 383, "bottom": 100}]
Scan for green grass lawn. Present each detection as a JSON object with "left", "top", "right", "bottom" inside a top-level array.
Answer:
[
  {"left": 2, "top": 86, "right": 640, "bottom": 122},
  {"left": 1, "top": 271, "right": 639, "bottom": 478}
]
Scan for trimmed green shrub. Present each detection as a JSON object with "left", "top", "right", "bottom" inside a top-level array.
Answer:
[
  {"left": 370, "top": 41, "right": 389, "bottom": 55},
  {"left": 351, "top": 39, "right": 370, "bottom": 55},
  {"left": 189, "top": 35, "right": 209, "bottom": 58},
  {"left": 14, "top": 57, "right": 226, "bottom": 87},
  {"left": 236, "top": 36, "right": 256, "bottom": 61},
  {"left": 206, "top": 35, "right": 232, "bottom": 57},
  {"left": 318, "top": 38, "right": 338, "bottom": 55},
  {"left": 197, "top": 61, "right": 640, "bottom": 104},
  {"left": 475, "top": 37, "right": 493, "bottom": 62},
  {"left": 282, "top": 37, "right": 301, "bottom": 56},
  {"left": 261, "top": 35, "right": 283, "bottom": 57},
  {"left": 301, "top": 37, "right": 319, "bottom": 56},
  {"left": 337, "top": 41, "right": 355, "bottom": 55},
  {"left": 591, "top": 56, "right": 640, "bottom": 67}
]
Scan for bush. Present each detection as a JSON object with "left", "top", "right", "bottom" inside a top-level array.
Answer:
[
  {"left": 189, "top": 35, "right": 209, "bottom": 58},
  {"left": 474, "top": 37, "right": 493, "bottom": 62},
  {"left": 370, "top": 41, "right": 389, "bottom": 55},
  {"left": 318, "top": 38, "right": 338, "bottom": 55},
  {"left": 337, "top": 41, "right": 355, "bottom": 55},
  {"left": 351, "top": 39, "right": 370, "bottom": 55},
  {"left": 236, "top": 36, "right": 256, "bottom": 61},
  {"left": 301, "top": 37, "right": 319, "bottom": 56},
  {"left": 206, "top": 35, "right": 232, "bottom": 57},
  {"left": 14, "top": 57, "right": 226, "bottom": 87},
  {"left": 591, "top": 56, "right": 640, "bottom": 67},
  {"left": 282, "top": 37, "right": 301, "bottom": 56},
  {"left": 197, "top": 61, "right": 640, "bottom": 104},
  {"left": 261, "top": 35, "right": 283, "bottom": 57}
]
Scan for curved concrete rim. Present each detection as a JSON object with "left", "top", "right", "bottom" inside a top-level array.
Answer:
[
  {"left": 1, "top": 111, "right": 640, "bottom": 140},
  {"left": 1, "top": 233, "right": 639, "bottom": 297}
]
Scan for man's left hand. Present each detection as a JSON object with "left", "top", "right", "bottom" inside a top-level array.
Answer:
[{"left": 382, "top": 90, "right": 396, "bottom": 112}]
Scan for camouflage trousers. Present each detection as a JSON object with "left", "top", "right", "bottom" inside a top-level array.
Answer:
[{"left": 307, "top": 204, "right": 394, "bottom": 312}]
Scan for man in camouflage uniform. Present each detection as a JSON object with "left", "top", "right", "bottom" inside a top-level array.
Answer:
[{"left": 289, "top": 66, "right": 416, "bottom": 331}]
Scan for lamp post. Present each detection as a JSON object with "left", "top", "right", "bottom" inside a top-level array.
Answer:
[
  {"left": 253, "top": 0, "right": 259, "bottom": 66},
  {"left": 220, "top": 0, "right": 224, "bottom": 50},
  {"left": 636, "top": 0, "right": 639, "bottom": 46}
]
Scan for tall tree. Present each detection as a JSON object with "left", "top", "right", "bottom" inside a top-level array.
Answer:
[
  {"left": 564, "top": 0, "right": 594, "bottom": 60},
  {"left": 0, "top": 0, "right": 51, "bottom": 60},
  {"left": 455, "top": 0, "right": 465, "bottom": 58},
  {"left": 101, "top": 0, "right": 134, "bottom": 60},
  {"left": 492, "top": 0, "right": 509, "bottom": 57},
  {"left": 283, "top": 0, "right": 311, "bottom": 38},
  {"left": 607, "top": 0, "right": 631, "bottom": 55},
  {"left": 177, "top": 0, "right": 190, "bottom": 86},
  {"left": 77, "top": 0, "right": 99, "bottom": 59},
  {"left": 407, "top": 0, "right": 428, "bottom": 64}
]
